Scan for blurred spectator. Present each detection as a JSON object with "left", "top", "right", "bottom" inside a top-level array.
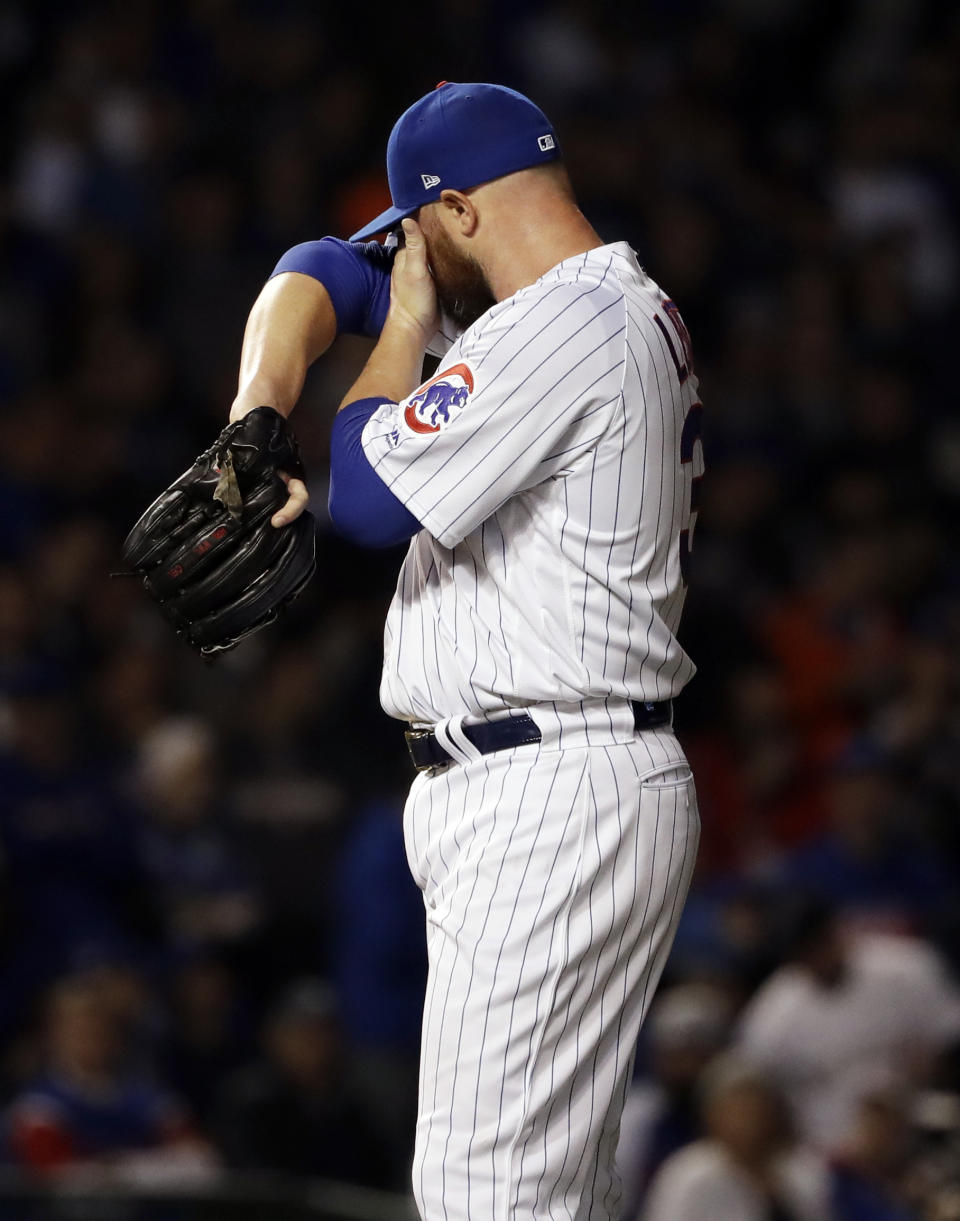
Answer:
[
  {"left": 214, "top": 979, "right": 393, "bottom": 1188},
  {"left": 65, "top": 941, "right": 159, "bottom": 1075},
  {"left": 135, "top": 717, "right": 261, "bottom": 949},
  {"left": 0, "top": 672, "right": 149, "bottom": 1038},
  {"left": 778, "top": 744, "right": 951, "bottom": 935},
  {"left": 617, "top": 983, "right": 733, "bottom": 1220},
  {"left": 158, "top": 951, "right": 253, "bottom": 1128},
  {"left": 736, "top": 901, "right": 960, "bottom": 1155},
  {"left": 830, "top": 1073, "right": 918, "bottom": 1221},
  {"left": 641, "top": 1055, "right": 832, "bottom": 1221},
  {"left": 332, "top": 800, "right": 427, "bottom": 1172},
  {"left": 5, "top": 974, "right": 216, "bottom": 1186}
]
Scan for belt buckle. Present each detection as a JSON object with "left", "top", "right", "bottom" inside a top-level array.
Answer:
[{"left": 404, "top": 729, "right": 435, "bottom": 774}]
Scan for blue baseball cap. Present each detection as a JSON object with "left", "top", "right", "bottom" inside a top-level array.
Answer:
[{"left": 349, "top": 82, "right": 561, "bottom": 242}]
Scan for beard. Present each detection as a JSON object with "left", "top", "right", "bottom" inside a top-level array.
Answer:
[{"left": 424, "top": 224, "right": 496, "bottom": 331}]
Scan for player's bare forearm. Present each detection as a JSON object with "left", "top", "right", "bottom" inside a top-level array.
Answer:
[
  {"left": 230, "top": 272, "right": 337, "bottom": 423},
  {"left": 229, "top": 271, "right": 337, "bottom": 526},
  {"left": 338, "top": 312, "right": 430, "bottom": 411},
  {"left": 339, "top": 219, "right": 438, "bottom": 412}
]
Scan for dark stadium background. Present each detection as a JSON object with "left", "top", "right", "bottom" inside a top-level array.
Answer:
[{"left": 1, "top": 2, "right": 959, "bottom": 1218}]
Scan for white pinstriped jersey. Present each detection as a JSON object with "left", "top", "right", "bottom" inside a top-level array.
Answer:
[{"left": 361, "top": 241, "right": 703, "bottom": 725}]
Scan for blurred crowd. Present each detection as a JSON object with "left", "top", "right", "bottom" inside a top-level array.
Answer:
[{"left": 1, "top": 0, "right": 959, "bottom": 1217}]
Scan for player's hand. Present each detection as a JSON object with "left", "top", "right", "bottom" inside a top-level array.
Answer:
[
  {"left": 389, "top": 217, "right": 438, "bottom": 344},
  {"left": 228, "top": 406, "right": 309, "bottom": 526},
  {"left": 271, "top": 469, "right": 309, "bottom": 527}
]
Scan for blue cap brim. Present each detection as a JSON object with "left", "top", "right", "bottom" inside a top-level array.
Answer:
[{"left": 349, "top": 203, "right": 413, "bottom": 242}]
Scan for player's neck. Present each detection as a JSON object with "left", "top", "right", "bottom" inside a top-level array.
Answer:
[{"left": 485, "top": 208, "right": 605, "bottom": 302}]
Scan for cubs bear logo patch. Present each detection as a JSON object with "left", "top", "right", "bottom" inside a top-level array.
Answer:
[{"left": 402, "top": 363, "right": 475, "bottom": 435}]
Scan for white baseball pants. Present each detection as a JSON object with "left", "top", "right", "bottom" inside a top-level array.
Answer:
[{"left": 403, "top": 703, "right": 699, "bottom": 1221}]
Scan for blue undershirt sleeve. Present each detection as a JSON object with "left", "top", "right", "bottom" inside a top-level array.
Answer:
[
  {"left": 329, "top": 398, "right": 422, "bottom": 548},
  {"left": 270, "top": 238, "right": 392, "bottom": 338}
]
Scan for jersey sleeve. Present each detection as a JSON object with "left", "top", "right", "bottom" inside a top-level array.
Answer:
[
  {"left": 270, "top": 238, "right": 392, "bottom": 338},
  {"left": 270, "top": 237, "right": 462, "bottom": 352},
  {"left": 359, "top": 282, "right": 626, "bottom": 548}
]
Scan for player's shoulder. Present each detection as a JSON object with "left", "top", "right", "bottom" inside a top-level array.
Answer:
[
  {"left": 464, "top": 242, "right": 633, "bottom": 351},
  {"left": 532, "top": 240, "right": 634, "bottom": 309},
  {"left": 556, "top": 242, "right": 681, "bottom": 347}
]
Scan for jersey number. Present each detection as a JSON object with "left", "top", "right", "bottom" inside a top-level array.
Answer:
[
  {"left": 654, "top": 300, "right": 694, "bottom": 386},
  {"left": 656, "top": 301, "right": 703, "bottom": 585}
]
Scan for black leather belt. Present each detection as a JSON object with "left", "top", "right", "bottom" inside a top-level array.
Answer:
[{"left": 405, "top": 700, "right": 672, "bottom": 772}]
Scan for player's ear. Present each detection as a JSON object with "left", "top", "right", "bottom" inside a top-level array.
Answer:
[{"left": 438, "top": 189, "right": 478, "bottom": 237}]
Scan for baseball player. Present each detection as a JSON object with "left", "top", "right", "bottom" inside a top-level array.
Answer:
[{"left": 231, "top": 83, "right": 704, "bottom": 1221}]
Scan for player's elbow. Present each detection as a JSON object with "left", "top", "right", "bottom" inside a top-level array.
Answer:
[{"left": 328, "top": 491, "right": 420, "bottom": 549}]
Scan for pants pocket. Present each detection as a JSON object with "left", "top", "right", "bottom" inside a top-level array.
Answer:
[{"left": 638, "top": 761, "right": 694, "bottom": 789}]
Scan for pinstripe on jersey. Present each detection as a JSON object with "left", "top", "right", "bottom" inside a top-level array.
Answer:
[{"left": 361, "top": 242, "right": 703, "bottom": 725}]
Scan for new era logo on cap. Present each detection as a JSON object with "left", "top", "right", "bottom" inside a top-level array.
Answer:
[
  {"left": 421, "top": 173, "right": 441, "bottom": 189},
  {"left": 538, "top": 134, "right": 555, "bottom": 151}
]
